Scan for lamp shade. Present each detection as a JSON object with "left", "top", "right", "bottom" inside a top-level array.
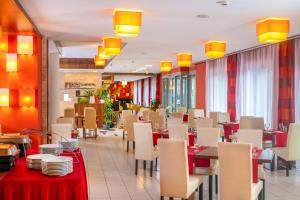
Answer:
[
  {"left": 177, "top": 53, "right": 192, "bottom": 67},
  {"left": 113, "top": 9, "right": 142, "bottom": 37},
  {"left": 160, "top": 61, "right": 172, "bottom": 72},
  {"left": 94, "top": 55, "right": 106, "bottom": 66},
  {"left": 0, "top": 88, "right": 9, "bottom": 107},
  {"left": 102, "top": 36, "right": 122, "bottom": 55},
  {"left": 205, "top": 41, "right": 226, "bottom": 59},
  {"left": 19, "top": 89, "right": 35, "bottom": 107},
  {"left": 6, "top": 53, "right": 18, "bottom": 72},
  {"left": 256, "top": 18, "right": 290, "bottom": 43},
  {"left": 17, "top": 35, "right": 33, "bottom": 55},
  {"left": 98, "top": 46, "right": 110, "bottom": 59},
  {"left": 0, "top": 35, "right": 8, "bottom": 54}
]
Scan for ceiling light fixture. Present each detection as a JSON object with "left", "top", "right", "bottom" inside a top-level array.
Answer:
[
  {"left": 94, "top": 55, "right": 106, "bottom": 66},
  {"left": 205, "top": 41, "right": 227, "bottom": 59},
  {"left": 160, "top": 61, "right": 172, "bottom": 72},
  {"left": 256, "top": 17, "right": 290, "bottom": 43},
  {"left": 177, "top": 52, "right": 192, "bottom": 67},
  {"left": 98, "top": 45, "right": 110, "bottom": 59},
  {"left": 113, "top": 9, "right": 142, "bottom": 37},
  {"left": 102, "top": 36, "right": 122, "bottom": 55}
]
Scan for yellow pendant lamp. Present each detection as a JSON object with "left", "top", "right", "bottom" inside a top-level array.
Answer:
[
  {"left": 177, "top": 52, "right": 192, "bottom": 67},
  {"left": 256, "top": 17, "right": 290, "bottom": 43},
  {"left": 160, "top": 61, "right": 172, "bottom": 72},
  {"left": 94, "top": 55, "right": 106, "bottom": 66},
  {"left": 102, "top": 36, "right": 122, "bottom": 55},
  {"left": 98, "top": 46, "right": 110, "bottom": 60},
  {"left": 205, "top": 41, "right": 226, "bottom": 59},
  {"left": 113, "top": 9, "right": 142, "bottom": 37}
]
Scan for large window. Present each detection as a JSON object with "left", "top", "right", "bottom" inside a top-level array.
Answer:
[
  {"left": 162, "top": 78, "right": 169, "bottom": 108},
  {"left": 182, "top": 75, "right": 188, "bottom": 108},
  {"left": 151, "top": 76, "right": 157, "bottom": 101},
  {"left": 189, "top": 75, "right": 196, "bottom": 108},
  {"left": 175, "top": 76, "right": 181, "bottom": 111},
  {"left": 144, "top": 78, "right": 149, "bottom": 106}
]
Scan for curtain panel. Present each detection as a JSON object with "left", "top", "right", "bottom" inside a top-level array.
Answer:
[
  {"left": 294, "top": 38, "right": 300, "bottom": 123},
  {"left": 236, "top": 45, "right": 279, "bottom": 128},
  {"left": 133, "top": 81, "right": 138, "bottom": 104},
  {"left": 144, "top": 78, "right": 149, "bottom": 107},
  {"left": 206, "top": 57, "right": 228, "bottom": 115},
  {"left": 227, "top": 54, "right": 238, "bottom": 122},
  {"left": 151, "top": 76, "right": 157, "bottom": 101},
  {"left": 278, "top": 40, "right": 295, "bottom": 126},
  {"left": 137, "top": 80, "right": 142, "bottom": 104}
]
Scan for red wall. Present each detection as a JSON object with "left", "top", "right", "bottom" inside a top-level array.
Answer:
[
  {"left": 0, "top": 34, "right": 41, "bottom": 132},
  {"left": 195, "top": 62, "right": 206, "bottom": 110},
  {"left": 109, "top": 81, "right": 134, "bottom": 100}
]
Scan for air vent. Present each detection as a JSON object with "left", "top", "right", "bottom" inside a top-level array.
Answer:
[{"left": 216, "top": 0, "right": 230, "bottom": 6}]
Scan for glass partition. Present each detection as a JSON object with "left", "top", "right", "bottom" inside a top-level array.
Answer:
[{"left": 189, "top": 75, "right": 196, "bottom": 108}]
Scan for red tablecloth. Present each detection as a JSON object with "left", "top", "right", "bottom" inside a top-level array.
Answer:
[
  {"left": 183, "top": 114, "right": 188, "bottom": 123},
  {"left": 252, "top": 148, "right": 262, "bottom": 183},
  {"left": 152, "top": 131, "right": 195, "bottom": 146},
  {"left": 187, "top": 146, "right": 209, "bottom": 174},
  {"left": 223, "top": 122, "right": 239, "bottom": 140},
  {"left": 274, "top": 131, "right": 288, "bottom": 147},
  {"left": 0, "top": 150, "right": 88, "bottom": 200}
]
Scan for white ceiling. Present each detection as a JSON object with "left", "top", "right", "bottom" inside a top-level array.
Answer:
[{"left": 20, "top": 0, "right": 300, "bottom": 74}]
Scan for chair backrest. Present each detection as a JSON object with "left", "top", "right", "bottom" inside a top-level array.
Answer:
[
  {"left": 209, "top": 112, "right": 220, "bottom": 128},
  {"left": 64, "top": 108, "right": 75, "bottom": 118},
  {"left": 157, "top": 108, "right": 166, "bottom": 119},
  {"left": 167, "top": 117, "right": 182, "bottom": 128},
  {"left": 219, "top": 112, "right": 230, "bottom": 123},
  {"left": 194, "top": 109, "right": 205, "bottom": 118},
  {"left": 171, "top": 112, "right": 183, "bottom": 119},
  {"left": 236, "top": 129, "right": 263, "bottom": 149},
  {"left": 84, "top": 108, "right": 97, "bottom": 129},
  {"left": 139, "top": 107, "right": 149, "bottom": 116},
  {"left": 195, "top": 118, "right": 213, "bottom": 128},
  {"left": 158, "top": 139, "right": 189, "bottom": 198},
  {"left": 168, "top": 124, "right": 189, "bottom": 145},
  {"left": 177, "top": 107, "right": 187, "bottom": 114},
  {"left": 196, "top": 128, "right": 220, "bottom": 147},
  {"left": 188, "top": 110, "right": 196, "bottom": 130},
  {"left": 240, "top": 116, "right": 264, "bottom": 130},
  {"left": 51, "top": 123, "right": 73, "bottom": 144},
  {"left": 151, "top": 115, "right": 165, "bottom": 131},
  {"left": 56, "top": 117, "right": 74, "bottom": 124},
  {"left": 149, "top": 111, "right": 159, "bottom": 121},
  {"left": 133, "top": 122, "right": 154, "bottom": 160},
  {"left": 287, "top": 123, "right": 300, "bottom": 160},
  {"left": 218, "top": 142, "right": 252, "bottom": 200},
  {"left": 124, "top": 115, "right": 138, "bottom": 141},
  {"left": 251, "top": 117, "right": 264, "bottom": 130},
  {"left": 143, "top": 110, "right": 150, "bottom": 121},
  {"left": 121, "top": 110, "right": 133, "bottom": 119}
]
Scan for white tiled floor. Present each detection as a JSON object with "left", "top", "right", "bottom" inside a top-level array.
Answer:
[{"left": 79, "top": 129, "right": 300, "bottom": 200}]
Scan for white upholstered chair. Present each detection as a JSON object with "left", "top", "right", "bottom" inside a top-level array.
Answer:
[
  {"left": 273, "top": 123, "right": 300, "bottom": 176},
  {"left": 151, "top": 115, "right": 165, "bottom": 131},
  {"left": 171, "top": 112, "right": 183, "bottom": 119},
  {"left": 121, "top": 110, "right": 133, "bottom": 139},
  {"left": 133, "top": 122, "right": 158, "bottom": 177},
  {"left": 124, "top": 115, "right": 138, "bottom": 152},
  {"left": 177, "top": 107, "right": 187, "bottom": 114},
  {"left": 194, "top": 109, "right": 205, "bottom": 118},
  {"left": 168, "top": 124, "right": 189, "bottom": 146},
  {"left": 188, "top": 109, "right": 196, "bottom": 130},
  {"left": 195, "top": 118, "right": 213, "bottom": 128},
  {"left": 218, "top": 142, "right": 264, "bottom": 200},
  {"left": 158, "top": 139, "right": 204, "bottom": 200},
  {"left": 167, "top": 117, "right": 182, "bottom": 128},
  {"left": 83, "top": 108, "right": 97, "bottom": 139}
]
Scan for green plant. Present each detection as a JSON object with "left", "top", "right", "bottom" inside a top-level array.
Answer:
[
  {"left": 100, "top": 87, "right": 109, "bottom": 99},
  {"left": 150, "top": 99, "right": 159, "bottom": 111},
  {"left": 83, "top": 89, "right": 95, "bottom": 97},
  {"left": 104, "top": 98, "right": 114, "bottom": 126},
  {"left": 78, "top": 97, "right": 89, "bottom": 104}
]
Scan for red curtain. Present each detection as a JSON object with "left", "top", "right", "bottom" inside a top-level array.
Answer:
[
  {"left": 148, "top": 77, "right": 151, "bottom": 105},
  {"left": 227, "top": 54, "right": 237, "bottom": 122},
  {"left": 141, "top": 79, "right": 144, "bottom": 105},
  {"left": 155, "top": 74, "right": 162, "bottom": 104},
  {"left": 278, "top": 40, "right": 295, "bottom": 126}
]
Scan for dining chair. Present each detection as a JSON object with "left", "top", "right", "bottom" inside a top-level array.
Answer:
[
  {"left": 149, "top": 111, "right": 159, "bottom": 121},
  {"left": 171, "top": 112, "right": 183, "bottom": 119},
  {"left": 273, "top": 123, "right": 300, "bottom": 176},
  {"left": 195, "top": 128, "right": 220, "bottom": 197},
  {"left": 51, "top": 123, "right": 73, "bottom": 144},
  {"left": 139, "top": 107, "right": 149, "bottom": 116},
  {"left": 218, "top": 112, "right": 230, "bottom": 123},
  {"left": 133, "top": 122, "right": 158, "bottom": 177},
  {"left": 194, "top": 109, "right": 205, "bottom": 118},
  {"left": 64, "top": 108, "right": 75, "bottom": 118},
  {"left": 83, "top": 108, "right": 97, "bottom": 139},
  {"left": 188, "top": 109, "right": 196, "bottom": 130},
  {"left": 167, "top": 117, "right": 182, "bottom": 128},
  {"left": 168, "top": 124, "right": 189, "bottom": 145},
  {"left": 156, "top": 108, "right": 166, "bottom": 119},
  {"left": 143, "top": 110, "right": 150, "bottom": 121},
  {"left": 151, "top": 115, "right": 165, "bottom": 131},
  {"left": 121, "top": 110, "right": 133, "bottom": 139},
  {"left": 218, "top": 142, "right": 264, "bottom": 200},
  {"left": 124, "top": 115, "right": 138, "bottom": 152},
  {"left": 177, "top": 107, "right": 187, "bottom": 114},
  {"left": 251, "top": 117, "right": 265, "bottom": 130},
  {"left": 209, "top": 112, "right": 220, "bottom": 128},
  {"left": 239, "top": 116, "right": 255, "bottom": 129},
  {"left": 235, "top": 129, "right": 265, "bottom": 196},
  {"left": 158, "top": 139, "right": 204, "bottom": 200},
  {"left": 195, "top": 118, "right": 213, "bottom": 128}
]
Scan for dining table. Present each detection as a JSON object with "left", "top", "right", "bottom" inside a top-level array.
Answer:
[
  {"left": 0, "top": 149, "right": 88, "bottom": 200},
  {"left": 189, "top": 146, "right": 273, "bottom": 200}
]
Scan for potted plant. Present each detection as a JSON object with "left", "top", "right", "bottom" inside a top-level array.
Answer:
[{"left": 103, "top": 97, "right": 114, "bottom": 129}]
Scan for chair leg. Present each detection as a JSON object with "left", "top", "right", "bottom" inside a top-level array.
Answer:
[
  {"left": 123, "top": 130, "right": 125, "bottom": 140},
  {"left": 286, "top": 161, "right": 290, "bottom": 177},
  {"left": 209, "top": 175, "right": 213, "bottom": 200},
  {"left": 160, "top": 197, "right": 164, "bottom": 200},
  {"left": 83, "top": 128, "right": 86, "bottom": 139},
  {"left": 143, "top": 160, "right": 146, "bottom": 170},
  {"left": 133, "top": 141, "right": 135, "bottom": 150},
  {"left": 135, "top": 159, "right": 138, "bottom": 175},
  {"left": 127, "top": 141, "right": 129, "bottom": 152},
  {"left": 150, "top": 161, "right": 153, "bottom": 177},
  {"left": 262, "top": 179, "right": 265, "bottom": 200},
  {"left": 199, "top": 183, "right": 203, "bottom": 200},
  {"left": 215, "top": 175, "right": 218, "bottom": 194},
  {"left": 94, "top": 128, "right": 97, "bottom": 139},
  {"left": 169, "top": 198, "right": 173, "bottom": 200},
  {"left": 156, "top": 157, "right": 158, "bottom": 169}
]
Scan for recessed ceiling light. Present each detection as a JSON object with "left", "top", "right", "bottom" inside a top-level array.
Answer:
[{"left": 196, "top": 14, "right": 209, "bottom": 19}]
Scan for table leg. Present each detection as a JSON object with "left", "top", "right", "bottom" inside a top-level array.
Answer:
[
  {"left": 272, "top": 134, "right": 276, "bottom": 147},
  {"left": 209, "top": 175, "right": 213, "bottom": 200}
]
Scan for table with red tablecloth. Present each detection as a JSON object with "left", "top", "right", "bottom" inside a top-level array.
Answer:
[
  {"left": 152, "top": 130, "right": 196, "bottom": 146},
  {"left": 263, "top": 130, "right": 288, "bottom": 147},
  {"left": 220, "top": 122, "right": 239, "bottom": 140},
  {"left": 0, "top": 150, "right": 88, "bottom": 200}
]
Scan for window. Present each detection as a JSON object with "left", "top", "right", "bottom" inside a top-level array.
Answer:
[{"left": 189, "top": 75, "right": 196, "bottom": 108}]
